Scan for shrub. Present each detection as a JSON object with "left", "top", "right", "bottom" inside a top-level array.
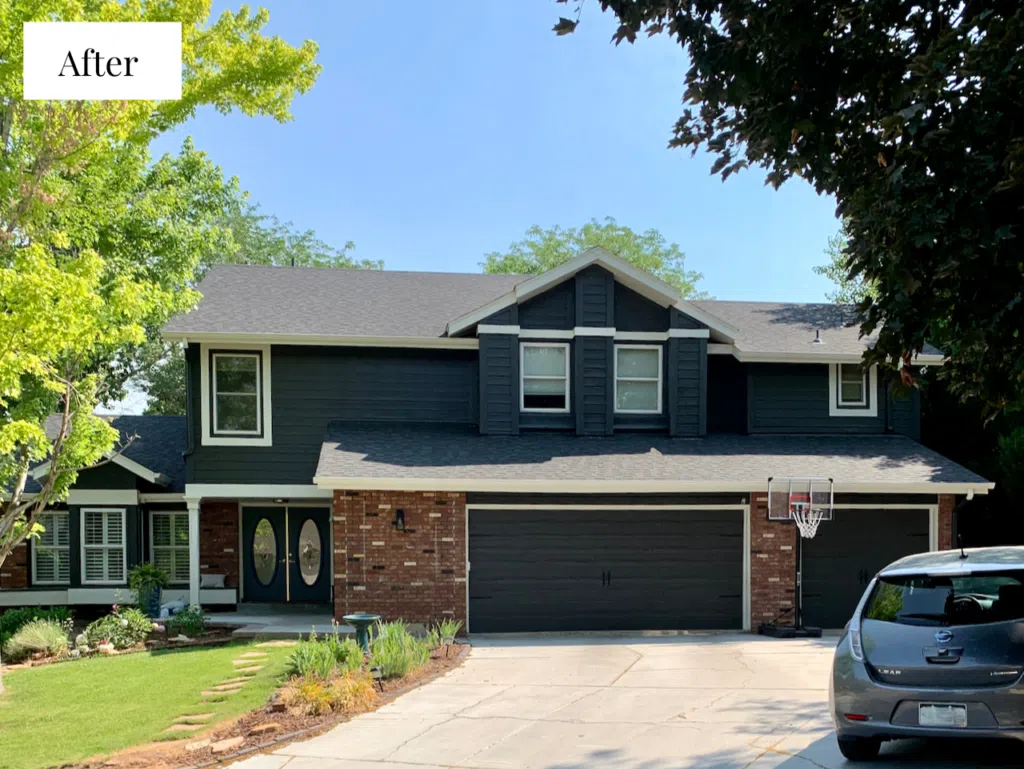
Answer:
[
  {"left": 286, "top": 631, "right": 337, "bottom": 679},
  {"left": 84, "top": 606, "right": 152, "bottom": 650},
  {"left": 2, "top": 619, "right": 71, "bottom": 662},
  {"left": 435, "top": 618, "right": 462, "bottom": 644},
  {"left": 166, "top": 606, "right": 205, "bottom": 636},
  {"left": 128, "top": 562, "right": 170, "bottom": 615},
  {"left": 370, "top": 620, "right": 430, "bottom": 679},
  {"left": 0, "top": 606, "right": 71, "bottom": 648},
  {"left": 324, "top": 631, "right": 363, "bottom": 674},
  {"left": 280, "top": 671, "right": 377, "bottom": 716}
]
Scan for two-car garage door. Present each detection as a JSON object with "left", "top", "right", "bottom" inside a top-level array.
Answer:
[{"left": 468, "top": 508, "right": 744, "bottom": 633}]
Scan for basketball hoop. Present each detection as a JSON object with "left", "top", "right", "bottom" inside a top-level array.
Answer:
[{"left": 789, "top": 491, "right": 826, "bottom": 539}]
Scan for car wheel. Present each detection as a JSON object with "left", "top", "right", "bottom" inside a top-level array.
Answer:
[{"left": 837, "top": 736, "right": 881, "bottom": 762}]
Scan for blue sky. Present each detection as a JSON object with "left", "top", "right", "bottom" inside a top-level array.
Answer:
[{"left": 154, "top": 1, "right": 841, "bottom": 302}]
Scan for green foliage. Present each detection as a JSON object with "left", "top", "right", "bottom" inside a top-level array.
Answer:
[
  {"left": 286, "top": 628, "right": 363, "bottom": 679},
  {"left": 434, "top": 617, "right": 462, "bottom": 643},
  {"left": 482, "top": 217, "right": 708, "bottom": 298},
  {"left": 2, "top": 618, "right": 71, "bottom": 662},
  {"left": 0, "top": 606, "right": 71, "bottom": 648},
  {"left": 813, "top": 223, "right": 877, "bottom": 305},
  {"left": 0, "top": 0, "right": 321, "bottom": 570},
  {"left": 128, "top": 562, "right": 170, "bottom": 595},
  {"left": 569, "top": 4, "right": 1024, "bottom": 414},
  {"left": 369, "top": 620, "right": 430, "bottom": 680},
  {"left": 84, "top": 607, "right": 152, "bottom": 650},
  {"left": 166, "top": 606, "right": 206, "bottom": 637}
]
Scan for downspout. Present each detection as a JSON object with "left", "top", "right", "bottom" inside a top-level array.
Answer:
[{"left": 181, "top": 340, "right": 195, "bottom": 468}]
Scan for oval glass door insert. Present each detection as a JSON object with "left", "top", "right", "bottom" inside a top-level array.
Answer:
[
  {"left": 253, "top": 518, "right": 277, "bottom": 586},
  {"left": 298, "top": 519, "right": 322, "bottom": 586}
]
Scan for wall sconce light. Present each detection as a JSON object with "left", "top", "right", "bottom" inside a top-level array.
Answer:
[{"left": 393, "top": 509, "right": 406, "bottom": 531}]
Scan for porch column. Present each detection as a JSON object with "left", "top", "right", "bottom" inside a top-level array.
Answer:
[{"left": 186, "top": 498, "right": 201, "bottom": 608}]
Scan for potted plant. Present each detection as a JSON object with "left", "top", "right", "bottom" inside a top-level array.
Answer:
[{"left": 128, "top": 563, "right": 170, "bottom": 618}]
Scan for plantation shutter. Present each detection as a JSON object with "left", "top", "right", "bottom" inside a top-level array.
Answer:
[
  {"left": 33, "top": 511, "right": 70, "bottom": 584},
  {"left": 82, "top": 509, "right": 126, "bottom": 583},
  {"left": 151, "top": 512, "right": 190, "bottom": 583}
]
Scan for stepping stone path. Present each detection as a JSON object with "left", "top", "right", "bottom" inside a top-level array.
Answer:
[{"left": 166, "top": 647, "right": 277, "bottom": 739}]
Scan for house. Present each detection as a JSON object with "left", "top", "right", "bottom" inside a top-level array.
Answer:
[{"left": 0, "top": 248, "right": 993, "bottom": 631}]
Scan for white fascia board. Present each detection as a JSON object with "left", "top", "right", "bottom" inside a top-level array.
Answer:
[
  {"left": 708, "top": 343, "right": 735, "bottom": 355},
  {"left": 314, "top": 476, "right": 993, "bottom": 495},
  {"left": 477, "top": 325, "right": 521, "bottom": 335},
  {"left": 32, "top": 452, "right": 165, "bottom": 486},
  {"left": 68, "top": 489, "right": 139, "bottom": 505},
  {"left": 184, "top": 483, "right": 333, "bottom": 500},
  {"left": 731, "top": 349, "right": 946, "bottom": 366},
  {"left": 162, "top": 331, "right": 479, "bottom": 349}
]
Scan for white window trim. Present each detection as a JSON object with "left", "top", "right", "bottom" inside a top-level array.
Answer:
[
  {"left": 150, "top": 510, "right": 191, "bottom": 585},
  {"left": 614, "top": 344, "right": 664, "bottom": 415},
  {"left": 200, "top": 342, "right": 273, "bottom": 447},
  {"left": 212, "top": 351, "right": 262, "bottom": 437},
  {"left": 80, "top": 507, "right": 128, "bottom": 586},
  {"left": 31, "top": 511, "right": 70, "bottom": 586},
  {"left": 519, "top": 342, "right": 571, "bottom": 414},
  {"left": 837, "top": 363, "right": 867, "bottom": 406},
  {"left": 828, "top": 364, "right": 878, "bottom": 417}
]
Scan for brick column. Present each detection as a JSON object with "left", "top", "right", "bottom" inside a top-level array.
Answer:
[
  {"left": 0, "top": 541, "right": 28, "bottom": 589},
  {"left": 937, "top": 494, "right": 955, "bottom": 551},
  {"left": 333, "top": 490, "right": 466, "bottom": 628},
  {"left": 199, "top": 501, "right": 240, "bottom": 588},
  {"left": 749, "top": 493, "right": 798, "bottom": 629}
]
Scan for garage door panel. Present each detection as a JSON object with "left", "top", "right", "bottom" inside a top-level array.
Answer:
[
  {"left": 469, "top": 508, "right": 744, "bottom": 632},
  {"left": 802, "top": 508, "right": 929, "bottom": 630}
]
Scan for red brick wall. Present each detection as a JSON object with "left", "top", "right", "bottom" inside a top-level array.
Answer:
[
  {"left": 333, "top": 490, "right": 466, "bottom": 627},
  {"left": 200, "top": 501, "right": 239, "bottom": 588},
  {"left": 749, "top": 493, "right": 797, "bottom": 629},
  {"left": 0, "top": 542, "right": 28, "bottom": 589},
  {"left": 937, "top": 494, "right": 955, "bottom": 551}
]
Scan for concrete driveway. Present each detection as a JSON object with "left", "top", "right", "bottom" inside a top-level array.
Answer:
[{"left": 237, "top": 635, "right": 1024, "bottom": 769}]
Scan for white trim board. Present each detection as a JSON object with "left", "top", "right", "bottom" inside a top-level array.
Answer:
[
  {"left": 0, "top": 587, "right": 238, "bottom": 607},
  {"left": 185, "top": 483, "right": 333, "bottom": 500},
  {"left": 707, "top": 345, "right": 946, "bottom": 366},
  {"left": 479, "top": 327, "right": 709, "bottom": 341},
  {"left": 519, "top": 341, "right": 571, "bottom": 414},
  {"left": 163, "top": 331, "right": 479, "bottom": 349},
  {"left": 200, "top": 342, "right": 273, "bottom": 447},
  {"left": 32, "top": 452, "right": 169, "bottom": 487},
  {"left": 314, "top": 477, "right": 993, "bottom": 495},
  {"left": 828, "top": 364, "right": 879, "bottom": 418},
  {"left": 68, "top": 489, "right": 138, "bottom": 506}
]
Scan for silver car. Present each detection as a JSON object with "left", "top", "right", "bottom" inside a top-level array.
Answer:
[{"left": 830, "top": 546, "right": 1024, "bottom": 761}]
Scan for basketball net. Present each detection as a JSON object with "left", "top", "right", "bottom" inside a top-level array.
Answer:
[{"left": 790, "top": 495, "right": 824, "bottom": 539}]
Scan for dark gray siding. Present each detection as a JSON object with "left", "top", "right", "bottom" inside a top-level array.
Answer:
[
  {"left": 707, "top": 355, "right": 746, "bottom": 433},
  {"left": 479, "top": 334, "right": 519, "bottom": 435},
  {"left": 481, "top": 305, "right": 517, "bottom": 325},
  {"left": 519, "top": 280, "right": 574, "bottom": 329},
  {"left": 671, "top": 307, "right": 707, "bottom": 330},
  {"left": 747, "top": 363, "right": 885, "bottom": 434},
  {"left": 888, "top": 386, "right": 921, "bottom": 441},
  {"left": 188, "top": 344, "right": 479, "bottom": 483},
  {"left": 72, "top": 462, "right": 139, "bottom": 490},
  {"left": 668, "top": 338, "right": 706, "bottom": 436},
  {"left": 615, "top": 283, "right": 669, "bottom": 332},
  {"left": 574, "top": 337, "right": 613, "bottom": 435},
  {"left": 574, "top": 266, "right": 614, "bottom": 327}
]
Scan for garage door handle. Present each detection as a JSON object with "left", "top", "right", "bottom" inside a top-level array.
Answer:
[
  {"left": 607, "top": 571, "right": 611, "bottom": 586},
  {"left": 601, "top": 571, "right": 606, "bottom": 587}
]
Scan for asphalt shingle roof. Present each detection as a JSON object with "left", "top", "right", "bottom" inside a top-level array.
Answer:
[{"left": 316, "top": 423, "right": 988, "bottom": 489}]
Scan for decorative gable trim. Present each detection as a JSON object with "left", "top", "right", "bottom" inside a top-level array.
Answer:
[{"left": 447, "top": 247, "right": 737, "bottom": 339}]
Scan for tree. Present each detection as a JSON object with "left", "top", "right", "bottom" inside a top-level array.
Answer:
[
  {"left": 1, "top": 0, "right": 320, "bottom": 580},
  {"left": 482, "top": 217, "right": 708, "bottom": 297},
  {"left": 139, "top": 196, "right": 381, "bottom": 415},
  {"left": 559, "top": 2, "right": 1024, "bottom": 414},
  {"left": 813, "top": 223, "right": 877, "bottom": 305}
]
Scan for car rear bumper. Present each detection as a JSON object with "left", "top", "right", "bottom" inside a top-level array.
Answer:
[{"left": 831, "top": 632, "right": 1024, "bottom": 742}]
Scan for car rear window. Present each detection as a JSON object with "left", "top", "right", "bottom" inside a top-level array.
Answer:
[{"left": 863, "top": 571, "right": 1024, "bottom": 626}]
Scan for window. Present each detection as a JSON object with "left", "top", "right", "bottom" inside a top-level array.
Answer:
[
  {"left": 614, "top": 345, "right": 663, "bottom": 414},
  {"left": 520, "top": 343, "right": 570, "bottom": 412},
  {"left": 863, "top": 571, "right": 1024, "bottom": 627},
  {"left": 151, "top": 512, "right": 190, "bottom": 584},
  {"left": 32, "top": 511, "right": 69, "bottom": 585},
  {"left": 212, "top": 352, "right": 262, "bottom": 436},
  {"left": 838, "top": 364, "right": 867, "bottom": 406},
  {"left": 81, "top": 508, "right": 126, "bottom": 584},
  {"left": 828, "top": 363, "right": 878, "bottom": 417}
]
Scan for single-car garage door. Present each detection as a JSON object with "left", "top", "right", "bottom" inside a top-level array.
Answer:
[
  {"left": 802, "top": 507, "right": 930, "bottom": 629},
  {"left": 468, "top": 508, "right": 744, "bottom": 632}
]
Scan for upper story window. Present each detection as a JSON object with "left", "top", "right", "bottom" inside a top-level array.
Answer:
[
  {"left": 200, "top": 344, "right": 273, "bottom": 447},
  {"left": 829, "top": 363, "right": 877, "bottom": 417},
  {"left": 614, "top": 345, "right": 663, "bottom": 414},
  {"left": 520, "top": 342, "right": 570, "bottom": 412},
  {"left": 32, "top": 511, "right": 70, "bottom": 585},
  {"left": 212, "top": 352, "right": 262, "bottom": 435}
]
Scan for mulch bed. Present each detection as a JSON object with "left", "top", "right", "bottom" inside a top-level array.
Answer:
[{"left": 72, "top": 642, "right": 470, "bottom": 769}]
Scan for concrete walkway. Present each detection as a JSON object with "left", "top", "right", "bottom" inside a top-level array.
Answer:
[{"left": 231, "top": 634, "right": 1024, "bottom": 769}]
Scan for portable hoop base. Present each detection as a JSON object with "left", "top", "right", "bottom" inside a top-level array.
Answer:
[{"left": 756, "top": 526, "right": 824, "bottom": 639}]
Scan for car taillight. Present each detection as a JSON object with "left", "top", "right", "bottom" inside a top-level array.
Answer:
[
  {"left": 845, "top": 714, "right": 869, "bottom": 722},
  {"left": 850, "top": 625, "right": 864, "bottom": 661}
]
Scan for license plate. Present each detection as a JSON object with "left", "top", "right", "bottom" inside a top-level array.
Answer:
[{"left": 919, "top": 703, "right": 968, "bottom": 728}]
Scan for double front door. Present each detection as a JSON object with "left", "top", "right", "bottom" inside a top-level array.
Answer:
[{"left": 242, "top": 506, "right": 331, "bottom": 603}]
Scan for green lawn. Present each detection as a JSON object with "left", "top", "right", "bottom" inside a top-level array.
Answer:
[{"left": 0, "top": 640, "right": 293, "bottom": 769}]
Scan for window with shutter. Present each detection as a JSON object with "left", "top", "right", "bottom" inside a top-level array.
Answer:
[
  {"left": 81, "top": 508, "right": 127, "bottom": 584},
  {"left": 32, "top": 511, "right": 70, "bottom": 584},
  {"left": 151, "top": 511, "right": 191, "bottom": 583}
]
